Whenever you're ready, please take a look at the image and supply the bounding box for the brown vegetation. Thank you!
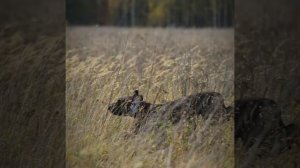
[66,27,234,168]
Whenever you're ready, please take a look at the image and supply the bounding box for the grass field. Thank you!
[66,27,234,168]
[0,23,65,167]
[1,23,298,168]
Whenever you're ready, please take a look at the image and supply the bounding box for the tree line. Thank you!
[67,0,234,27]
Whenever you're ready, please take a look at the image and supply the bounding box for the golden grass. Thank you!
[0,23,65,167]
[66,27,234,168]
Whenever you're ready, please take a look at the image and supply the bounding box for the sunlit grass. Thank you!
[66,27,234,168]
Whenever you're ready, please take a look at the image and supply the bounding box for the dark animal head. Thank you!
[108,96,133,116]
[108,90,148,117]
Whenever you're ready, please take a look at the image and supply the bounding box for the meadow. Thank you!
[0,23,65,167]
[1,23,298,168]
[66,27,234,168]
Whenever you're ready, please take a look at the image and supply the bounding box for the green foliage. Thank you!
[67,0,98,24]
[66,0,234,27]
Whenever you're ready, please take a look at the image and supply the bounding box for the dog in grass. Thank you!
[108,90,230,132]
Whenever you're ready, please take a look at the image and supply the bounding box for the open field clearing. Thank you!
[66,27,234,168]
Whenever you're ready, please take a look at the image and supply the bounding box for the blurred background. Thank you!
[66,0,234,27]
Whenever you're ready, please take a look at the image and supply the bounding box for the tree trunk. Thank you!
[131,0,136,26]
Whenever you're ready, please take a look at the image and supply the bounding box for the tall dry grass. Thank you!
[0,23,65,167]
[66,27,234,168]
[235,26,300,167]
